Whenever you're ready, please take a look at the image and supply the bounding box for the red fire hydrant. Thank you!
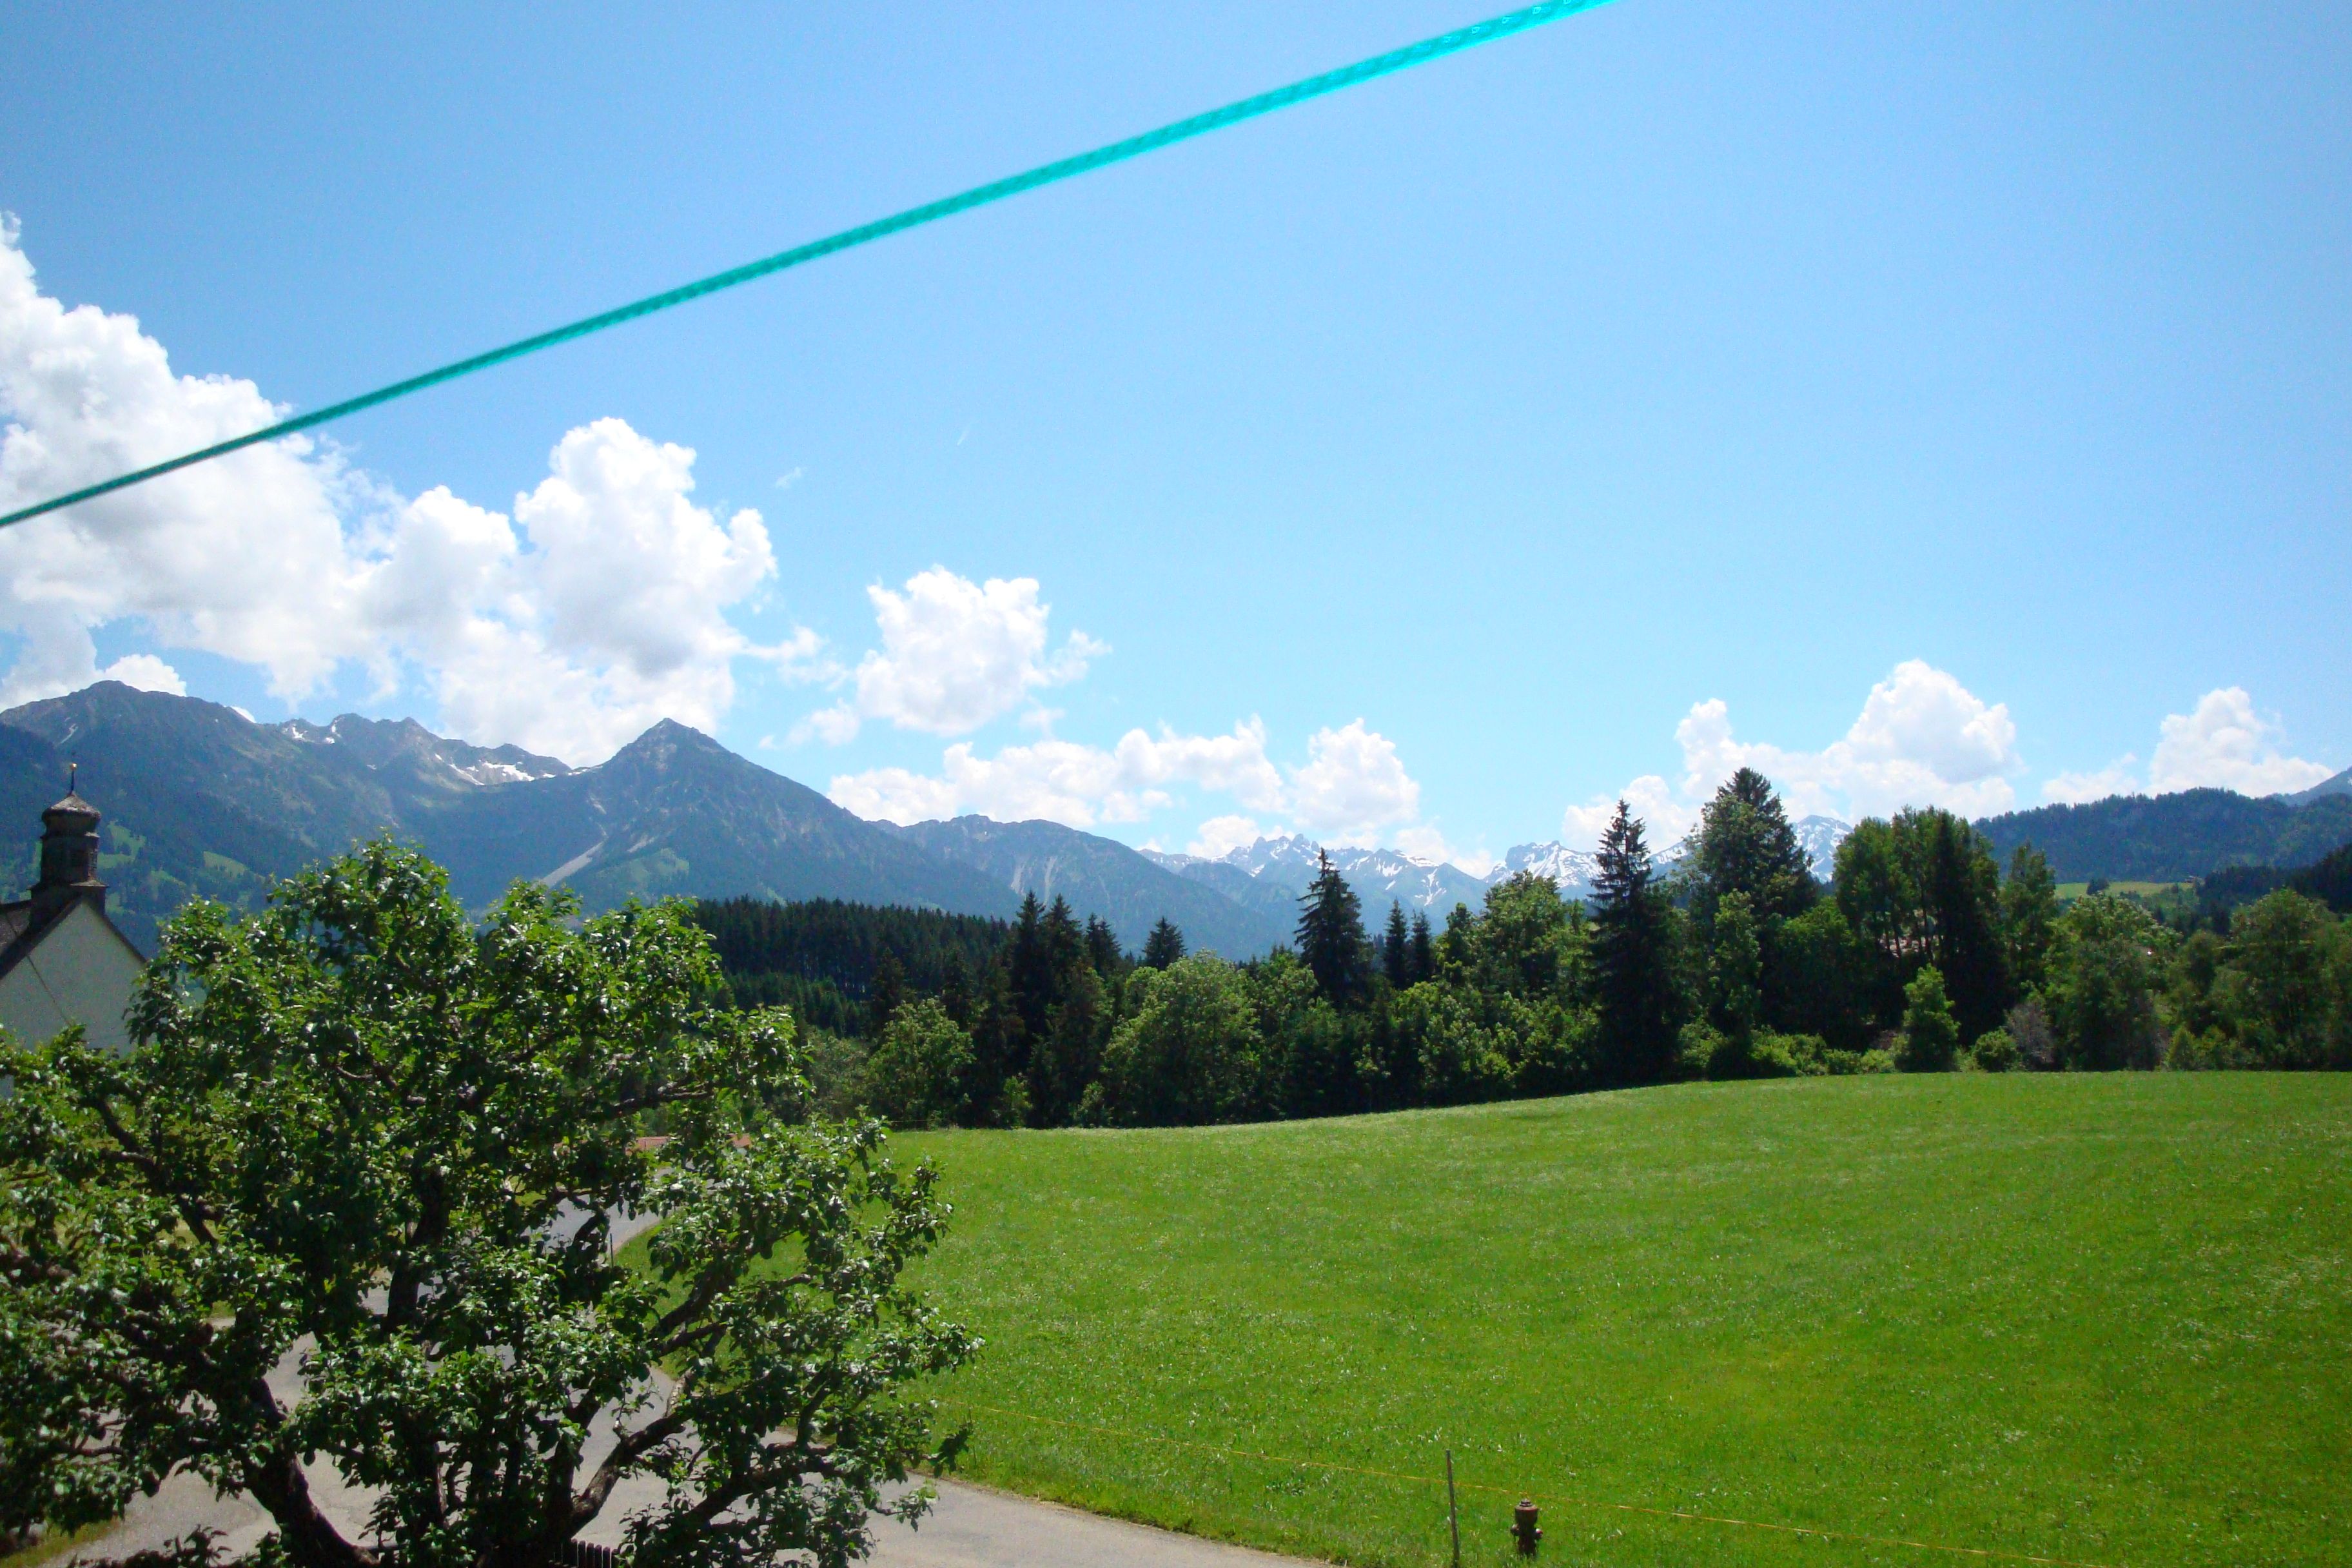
[1513,1497,1542,1556]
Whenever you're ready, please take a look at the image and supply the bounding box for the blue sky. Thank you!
[3,1,2346,866]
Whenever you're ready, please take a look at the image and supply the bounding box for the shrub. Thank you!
[1897,965,1962,1072]
[1750,1030,1832,1077]
[2005,997,2058,1070]
[1969,1027,2021,1073]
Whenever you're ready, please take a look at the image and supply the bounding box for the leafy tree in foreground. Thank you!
[0,842,975,1568]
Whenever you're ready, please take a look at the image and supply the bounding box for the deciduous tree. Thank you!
[0,842,975,1568]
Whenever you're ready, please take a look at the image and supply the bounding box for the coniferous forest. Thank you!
[702,769,2352,1130]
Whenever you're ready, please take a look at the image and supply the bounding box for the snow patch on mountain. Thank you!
[1792,815,1852,882]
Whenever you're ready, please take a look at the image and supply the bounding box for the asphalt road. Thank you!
[64,1204,1317,1567]
[83,1473,1313,1568]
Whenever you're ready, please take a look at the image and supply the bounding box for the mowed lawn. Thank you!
[883,1075,2352,1568]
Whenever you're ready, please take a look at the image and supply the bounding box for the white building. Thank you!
[0,775,146,1054]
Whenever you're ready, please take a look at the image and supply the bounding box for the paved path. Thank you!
[864,1481,1313,1567]
[66,1206,1319,1566]
[84,1475,1315,1568]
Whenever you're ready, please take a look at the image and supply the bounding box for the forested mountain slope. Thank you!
[890,816,1291,956]
[1975,789,2352,881]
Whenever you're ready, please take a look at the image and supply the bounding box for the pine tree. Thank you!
[1382,901,1411,990]
[1297,850,1372,1007]
[1591,801,1685,1085]
[1084,914,1125,977]
[1897,963,1962,1072]
[1141,917,1188,969]
[865,950,906,1039]
[1409,910,1435,985]
[1694,767,1819,923]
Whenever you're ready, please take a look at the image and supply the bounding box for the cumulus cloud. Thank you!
[828,718,1281,829]
[827,713,1458,863]
[1188,814,1266,859]
[808,568,1103,742]
[1288,720,1421,844]
[2043,688,2332,802]
[1560,661,2024,848]
[1394,823,1496,877]
[1560,774,1693,851]
[0,221,817,761]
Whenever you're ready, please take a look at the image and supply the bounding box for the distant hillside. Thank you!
[2281,765,2352,807]
[693,897,1012,1036]
[0,683,1018,946]
[1976,788,2352,882]
[890,816,1291,957]
[0,682,1295,959]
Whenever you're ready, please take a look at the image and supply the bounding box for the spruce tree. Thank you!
[1383,900,1411,990]
[1084,914,1125,976]
[1694,767,1819,923]
[1591,801,1685,1085]
[1297,849,1373,1006]
[1142,917,1188,969]
[1409,910,1435,985]
[865,950,906,1039]
[1897,963,1962,1071]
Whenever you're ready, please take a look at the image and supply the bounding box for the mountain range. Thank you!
[3,682,2344,958]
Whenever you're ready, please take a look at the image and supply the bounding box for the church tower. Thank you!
[31,766,106,922]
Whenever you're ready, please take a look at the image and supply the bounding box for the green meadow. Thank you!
[878,1075,2351,1567]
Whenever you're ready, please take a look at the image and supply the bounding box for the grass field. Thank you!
[2053,880,2187,900]
[874,1076,2351,1568]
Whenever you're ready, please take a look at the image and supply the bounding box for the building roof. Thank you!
[0,895,145,983]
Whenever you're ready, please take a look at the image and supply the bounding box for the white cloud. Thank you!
[2149,688,2331,796]
[2042,760,2142,806]
[1287,720,1420,844]
[1560,661,2023,848]
[1394,823,1496,877]
[813,567,1104,742]
[1,217,373,698]
[0,221,818,761]
[97,652,185,696]
[1188,814,1265,859]
[828,718,1277,830]
[828,714,1461,862]
[2043,688,2333,802]
[1560,774,1692,851]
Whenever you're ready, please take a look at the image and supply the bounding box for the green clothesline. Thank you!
[0,0,1620,533]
